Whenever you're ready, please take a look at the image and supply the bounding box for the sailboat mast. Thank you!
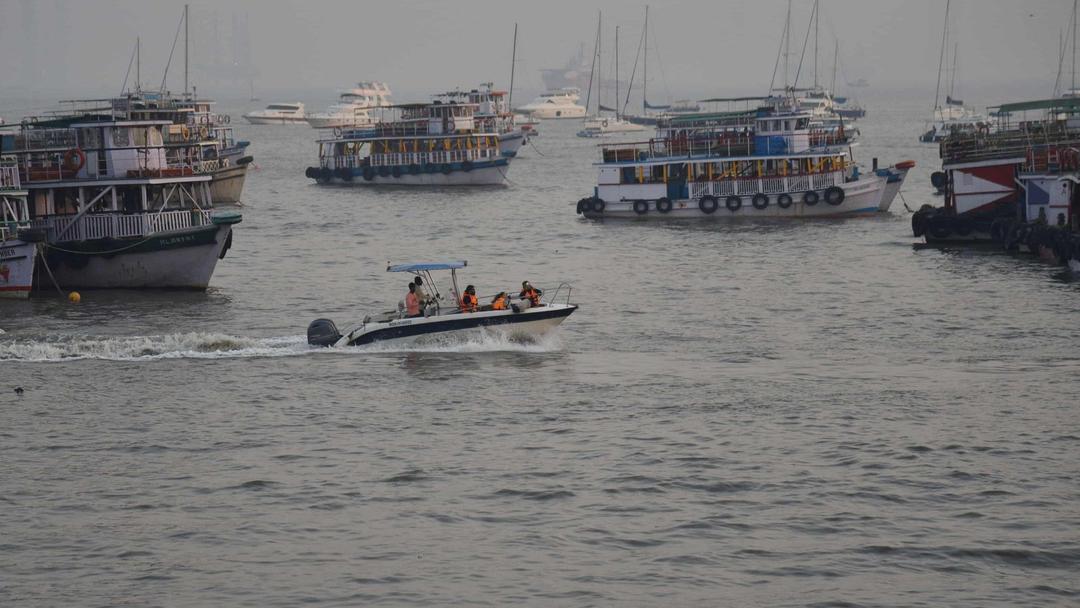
[598,12,602,116]
[136,36,141,93]
[643,5,648,115]
[814,0,819,89]
[508,23,518,109]
[785,0,791,89]
[831,39,838,94]
[1073,0,1078,91]
[933,0,950,112]
[615,26,620,119]
[949,43,958,100]
[183,4,189,96]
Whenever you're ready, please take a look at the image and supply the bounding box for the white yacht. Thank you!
[515,88,586,119]
[306,82,393,129]
[577,116,645,138]
[243,102,307,125]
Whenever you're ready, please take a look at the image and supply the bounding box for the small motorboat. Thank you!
[307,261,577,347]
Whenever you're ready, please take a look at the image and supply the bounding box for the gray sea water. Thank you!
[2,92,1079,607]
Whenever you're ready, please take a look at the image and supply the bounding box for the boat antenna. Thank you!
[160,8,186,93]
[932,0,950,113]
[508,23,518,109]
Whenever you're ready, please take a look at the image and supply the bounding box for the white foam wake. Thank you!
[0,328,564,362]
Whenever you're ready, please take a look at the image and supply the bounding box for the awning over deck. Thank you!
[387,261,467,272]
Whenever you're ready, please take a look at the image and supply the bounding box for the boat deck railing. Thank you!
[940,123,1080,165]
[688,171,843,198]
[29,209,212,242]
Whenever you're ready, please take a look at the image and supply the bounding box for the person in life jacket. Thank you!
[405,282,420,316]
[519,281,542,307]
[491,291,508,310]
[460,285,478,312]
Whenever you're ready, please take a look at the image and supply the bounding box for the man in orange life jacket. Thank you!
[405,282,420,316]
[519,281,542,307]
[460,285,478,312]
[491,291,508,310]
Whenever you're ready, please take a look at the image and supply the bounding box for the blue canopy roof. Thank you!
[386,261,467,272]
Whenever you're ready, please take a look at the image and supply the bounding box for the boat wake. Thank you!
[0,329,563,362]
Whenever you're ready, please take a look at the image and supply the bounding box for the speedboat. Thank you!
[515,88,586,119]
[243,102,307,124]
[307,261,577,347]
[577,115,646,138]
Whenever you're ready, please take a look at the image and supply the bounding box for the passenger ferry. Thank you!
[576,101,913,219]
[305,99,511,186]
[0,157,35,298]
[243,102,307,125]
[1,117,241,290]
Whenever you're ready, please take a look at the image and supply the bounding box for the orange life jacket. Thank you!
[461,293,478,312]
[492,293,508,310]
[521,287,541,306]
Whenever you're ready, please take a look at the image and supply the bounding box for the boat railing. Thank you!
[330,147,499,169]
[941,126,1080,167]
[29,209,212,242]
[688,171,841,199]
[545,282,573,306]
[602,135,756,163]
[13,150,201,183]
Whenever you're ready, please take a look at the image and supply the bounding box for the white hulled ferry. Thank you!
[306,82,393,129]
[305,99,511,186]
[576,99,913,219]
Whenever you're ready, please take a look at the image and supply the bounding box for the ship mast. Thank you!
[184,4,189,96]
[615,25,619,119]
[933,0,950,113]
[508,23,518,109]
[643,5,648,115]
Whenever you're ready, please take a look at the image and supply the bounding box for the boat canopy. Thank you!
[989,97,1080,115]
[387,261,467,272]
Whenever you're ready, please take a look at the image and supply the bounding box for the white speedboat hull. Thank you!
[243,115,308,125]
[313,303,576,347]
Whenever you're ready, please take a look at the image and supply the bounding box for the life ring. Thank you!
[591,197,605,213]
[751,193,769,210]
[222,158,230,168]
[824,186,845,205]
[576,198,592,214]
[462,160,474,172]
[633,200,649,215]
[199,115,210,125]
[318,167,333,183]
[602,119,609,128]
[776,193,793,209]
[63,148,86,173]
[655,197,673,213]
[333,127,343,138]
[930,171,947,189]
[198,126,209,139]
[305,167,318,179]
[912,211,930,237]
[725,195,742,212]
[224,114,231,124]
[699,195,719,214]
[180,125,191,139]
[803,190,820,206]
[362,166,375,181]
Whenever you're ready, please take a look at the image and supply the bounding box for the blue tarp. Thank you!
[387,261,467,272]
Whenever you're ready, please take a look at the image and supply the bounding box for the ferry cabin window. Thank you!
[621,166,636,183]
[797,118,810,129]
[112,128,129,148]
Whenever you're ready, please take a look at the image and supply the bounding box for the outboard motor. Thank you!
[307,318,342,347]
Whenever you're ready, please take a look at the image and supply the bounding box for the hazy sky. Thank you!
[0,0,1073,102]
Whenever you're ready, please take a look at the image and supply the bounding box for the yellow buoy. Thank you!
[68,291,81,303]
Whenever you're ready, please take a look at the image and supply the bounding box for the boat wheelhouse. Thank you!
[0,157,36,298]
[305,100,511,186]
[438,83,528,158]
[577,103,912,219]
[1,118,241,290]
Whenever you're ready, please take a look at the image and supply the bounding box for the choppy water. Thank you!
[2,92,1080,607]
